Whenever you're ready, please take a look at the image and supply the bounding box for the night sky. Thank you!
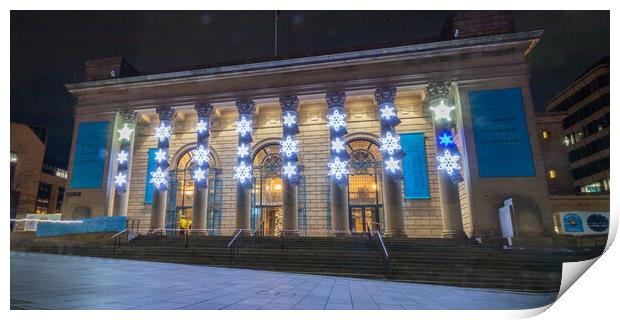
[10,11,610,165]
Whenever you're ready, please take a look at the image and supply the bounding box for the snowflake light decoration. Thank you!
[193,167,206,182]
[154,123,172,142]
[437,149,461,175]
[331,137,346,153]
[154,149,167,163]
[235,116,253,136]
[282,112,296,127]
[150,167,168,189]
[379,104,396,120]
[282,161,297,179]
[429,100,455,122]
[196,119,208,134]
[327,109,346,131]
[328,157,349,180]
[233,161,252,184]
[237,143,250,158]
[117,150,128,164]
[280,136,299,158]
[384,156,401,173]
[118,123,134,141]
[380,132,401,155]
[438,132,454,147]
[193,145,210,166]
[114,172,127,186]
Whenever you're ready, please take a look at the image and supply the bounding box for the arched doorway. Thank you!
[251,144,284,236]
[346,139,384,234]
[165,147,222,234]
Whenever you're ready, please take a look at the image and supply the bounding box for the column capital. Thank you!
[279,95,299,112]
[427,82,452,102]
[156,106,176,121]
[194,102,214,118]
[119,109,137,123]
[374,86,397,105]
[236,99,255,115]
[326,91,346,108]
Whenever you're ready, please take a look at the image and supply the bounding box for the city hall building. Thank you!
[61,21,606,240]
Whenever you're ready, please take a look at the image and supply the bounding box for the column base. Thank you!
[384,229,408,238]
[442,230,468,239]
[281,230,300,237]
[331,230,351,238]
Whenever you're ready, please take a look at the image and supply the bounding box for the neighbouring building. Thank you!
[61,13,609,241]
[542,58,610,194]
[10,123,68,222]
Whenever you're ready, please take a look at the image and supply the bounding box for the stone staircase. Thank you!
[11,233,603,293]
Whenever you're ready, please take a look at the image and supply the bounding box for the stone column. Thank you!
[326,91,350,236]
[427,82,466,239]
[112,110,137,217]
[149,106,175,230]
[279,96,300,237]
[233,99,255,234]
[375,86,406,238]
[191,103,214,234]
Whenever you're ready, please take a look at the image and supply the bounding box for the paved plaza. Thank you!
[10,251,557,310]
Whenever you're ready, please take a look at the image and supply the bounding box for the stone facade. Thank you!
[62,30,586,239]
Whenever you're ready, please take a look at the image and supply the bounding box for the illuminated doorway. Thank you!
[346,139,384,234]
[165,147,222,234]
[251,144,284,236]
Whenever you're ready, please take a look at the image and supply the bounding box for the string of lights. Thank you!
[280,96,301,184]
[150,107,175,191]
[234,100,255,188]
[375,86,404,178]
[193,103,213,188]
[326,91,349,184]
[428,83,463,184]
[114,112,135,193]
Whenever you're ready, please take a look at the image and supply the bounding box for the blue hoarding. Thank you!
[36,216,127,237]
[469,88,535,177]
[144,148,157,204]
[401,132,430,199]
[70,121,109,189]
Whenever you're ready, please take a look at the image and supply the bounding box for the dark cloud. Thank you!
[10,11,609,163]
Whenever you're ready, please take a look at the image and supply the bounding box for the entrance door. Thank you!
[350,206,379,233]
[261,207,283,236]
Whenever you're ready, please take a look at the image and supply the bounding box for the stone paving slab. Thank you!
[10,251,558,310]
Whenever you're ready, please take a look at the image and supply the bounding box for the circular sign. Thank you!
[587,214,609,232]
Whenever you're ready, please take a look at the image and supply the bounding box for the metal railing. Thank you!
[111,219,141,255]
[366,221,389,273]
[228,229,246,265]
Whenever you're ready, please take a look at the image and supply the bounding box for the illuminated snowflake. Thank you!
[384,156,401,173]
[114,172,127,186]
[438,132,454,147]
[196,119,208,134]
[282,112,296,127]
[327,109,346,131]
[380,132,401,155]
[237,143,250,158]
[118,123,134,141]
[193,167,206,182]
[331,137,346,154]
[282,161,297,179]
[430,100,455,122]
[328,157,349,180]
[379,104,396,120]
[235,116,253,136]
[149,167,168,189]
[154,149,167,163]
[233,161,252,184]
[154,123,172,142]
[117,150,128,164]
[193,145,210,166]
[437,149,461,175]
[280,136,299,158]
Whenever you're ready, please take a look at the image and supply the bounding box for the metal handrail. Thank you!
[111,228,129,255]
[228,229,243,248]
[366,222,389,272]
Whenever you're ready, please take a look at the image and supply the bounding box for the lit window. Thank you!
[10,152,17,163]
[548,170,557,179]
[541,130,550,139]
[563,136,571,146]
[581,182,602,193]
[55,169,68,179]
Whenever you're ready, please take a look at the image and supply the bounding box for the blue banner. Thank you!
[400,132,430,199]
[469,88,535,177]
[144,148,157,204]
[36,216,127,237]
[70,121,109,189]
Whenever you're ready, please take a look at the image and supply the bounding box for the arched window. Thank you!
[251,143,284,235]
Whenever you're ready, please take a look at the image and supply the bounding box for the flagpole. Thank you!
[274,11,278,57]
